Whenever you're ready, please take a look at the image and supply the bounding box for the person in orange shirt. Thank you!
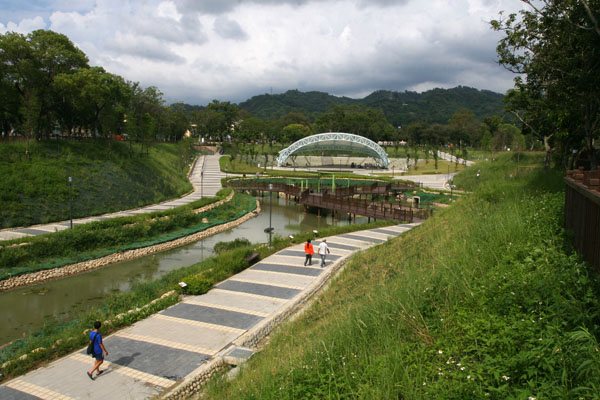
[304,239,314,266]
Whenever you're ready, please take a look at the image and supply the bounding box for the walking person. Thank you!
[304,239,314,266]
[87,321,108,380]
[317,239,331,267]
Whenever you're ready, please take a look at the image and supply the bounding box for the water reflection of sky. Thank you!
[0,196,368,345]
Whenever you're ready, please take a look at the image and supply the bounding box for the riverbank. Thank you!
[0,190,260,292]
[0,187,260,282]
[0,223,413,398]
[0,219,395,383]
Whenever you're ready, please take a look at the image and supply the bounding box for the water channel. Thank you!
[0,195,368,345]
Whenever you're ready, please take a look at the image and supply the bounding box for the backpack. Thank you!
[87,332,98,355]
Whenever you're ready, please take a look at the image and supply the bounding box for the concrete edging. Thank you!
[0,192,259,292]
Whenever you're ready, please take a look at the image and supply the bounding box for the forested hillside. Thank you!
[238,86,505,125]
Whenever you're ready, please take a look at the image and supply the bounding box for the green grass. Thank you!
[407,160,468,174]
[0,219,395,382]
[203,155,600,399]
[220,155,262,174]
[0,188,246,279]
[0,140,195,228]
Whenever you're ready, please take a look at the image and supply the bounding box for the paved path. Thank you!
[437,151,475,166]
[0,155,225,242]
[394,173,456,191]
[0,223,420,400]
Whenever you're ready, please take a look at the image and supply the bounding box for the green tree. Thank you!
[190,109,226,142]
[165,105,189,142]
[448,109,478,146]
[492,0,600,168]
[282,112,311,127]
[0,30,88,154]
[282,124,311,143]
[237,116,265,143]
[53,67,129,138]
[206,100,239,141]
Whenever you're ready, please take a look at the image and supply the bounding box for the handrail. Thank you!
[227,179,432,222]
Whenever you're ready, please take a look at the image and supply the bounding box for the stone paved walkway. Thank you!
[0,155,225,242]
[0,223,420,400]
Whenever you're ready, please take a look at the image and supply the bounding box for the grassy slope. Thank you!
[0,140,193,228]
[205,153,600,399]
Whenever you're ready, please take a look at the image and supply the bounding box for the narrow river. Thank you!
[0,196,368,345]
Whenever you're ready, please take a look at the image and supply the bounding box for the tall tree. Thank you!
[492,0,600,168]
[205,100,239,141]
[0,30,88,141]
[53,67,129,138]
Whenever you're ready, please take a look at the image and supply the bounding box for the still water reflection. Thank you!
[0,195,367,344]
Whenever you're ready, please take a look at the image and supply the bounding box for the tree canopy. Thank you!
[0,30,190,147]
[492,0,600,168]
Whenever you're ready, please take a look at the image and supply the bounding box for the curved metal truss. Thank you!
[276,132,389,168]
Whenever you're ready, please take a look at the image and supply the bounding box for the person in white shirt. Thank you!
[317,239,331,267]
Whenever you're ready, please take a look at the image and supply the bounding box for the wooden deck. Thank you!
[228,180,431,222]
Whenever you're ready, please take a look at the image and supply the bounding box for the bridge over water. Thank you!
[228,179,432,222]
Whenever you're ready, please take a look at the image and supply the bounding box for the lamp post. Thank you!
[200,170,204,198]
[68,176,73,229]
[264,183,274,247]
[269,183,273,247]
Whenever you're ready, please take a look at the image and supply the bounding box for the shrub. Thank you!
[214,238,252,254]
[181,274,213,295]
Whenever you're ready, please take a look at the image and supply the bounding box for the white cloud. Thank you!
[2,0,527,105]
[0,16,46,34]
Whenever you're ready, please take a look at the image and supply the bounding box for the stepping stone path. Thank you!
[0,155,225,242]
[0,223,420,399]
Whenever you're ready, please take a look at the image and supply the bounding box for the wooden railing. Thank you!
[565,167,600,271]
[227,179,432,222]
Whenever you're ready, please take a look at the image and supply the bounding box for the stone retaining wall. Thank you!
[163,358,227,400]
[0,193,259,292]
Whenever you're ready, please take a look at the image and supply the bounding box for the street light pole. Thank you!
[200,171,203,198]
[68,176,73,229]
[269,183,273,247]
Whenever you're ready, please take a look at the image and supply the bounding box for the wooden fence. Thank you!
[564,167,600,271]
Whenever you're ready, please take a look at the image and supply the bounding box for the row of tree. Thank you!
[0,30,190,153]
[188,101,526,154]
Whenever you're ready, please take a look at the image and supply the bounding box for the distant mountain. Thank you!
[239,86,505,125]
[171,102,205,114]
[238,89,356,121]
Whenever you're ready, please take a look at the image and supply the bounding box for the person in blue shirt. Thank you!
[87,321,108,380]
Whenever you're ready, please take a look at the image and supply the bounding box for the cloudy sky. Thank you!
[0,0,527,105]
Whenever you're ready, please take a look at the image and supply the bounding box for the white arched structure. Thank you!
[276,132,389,168]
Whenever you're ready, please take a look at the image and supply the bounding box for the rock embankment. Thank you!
[0,194,260,292]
